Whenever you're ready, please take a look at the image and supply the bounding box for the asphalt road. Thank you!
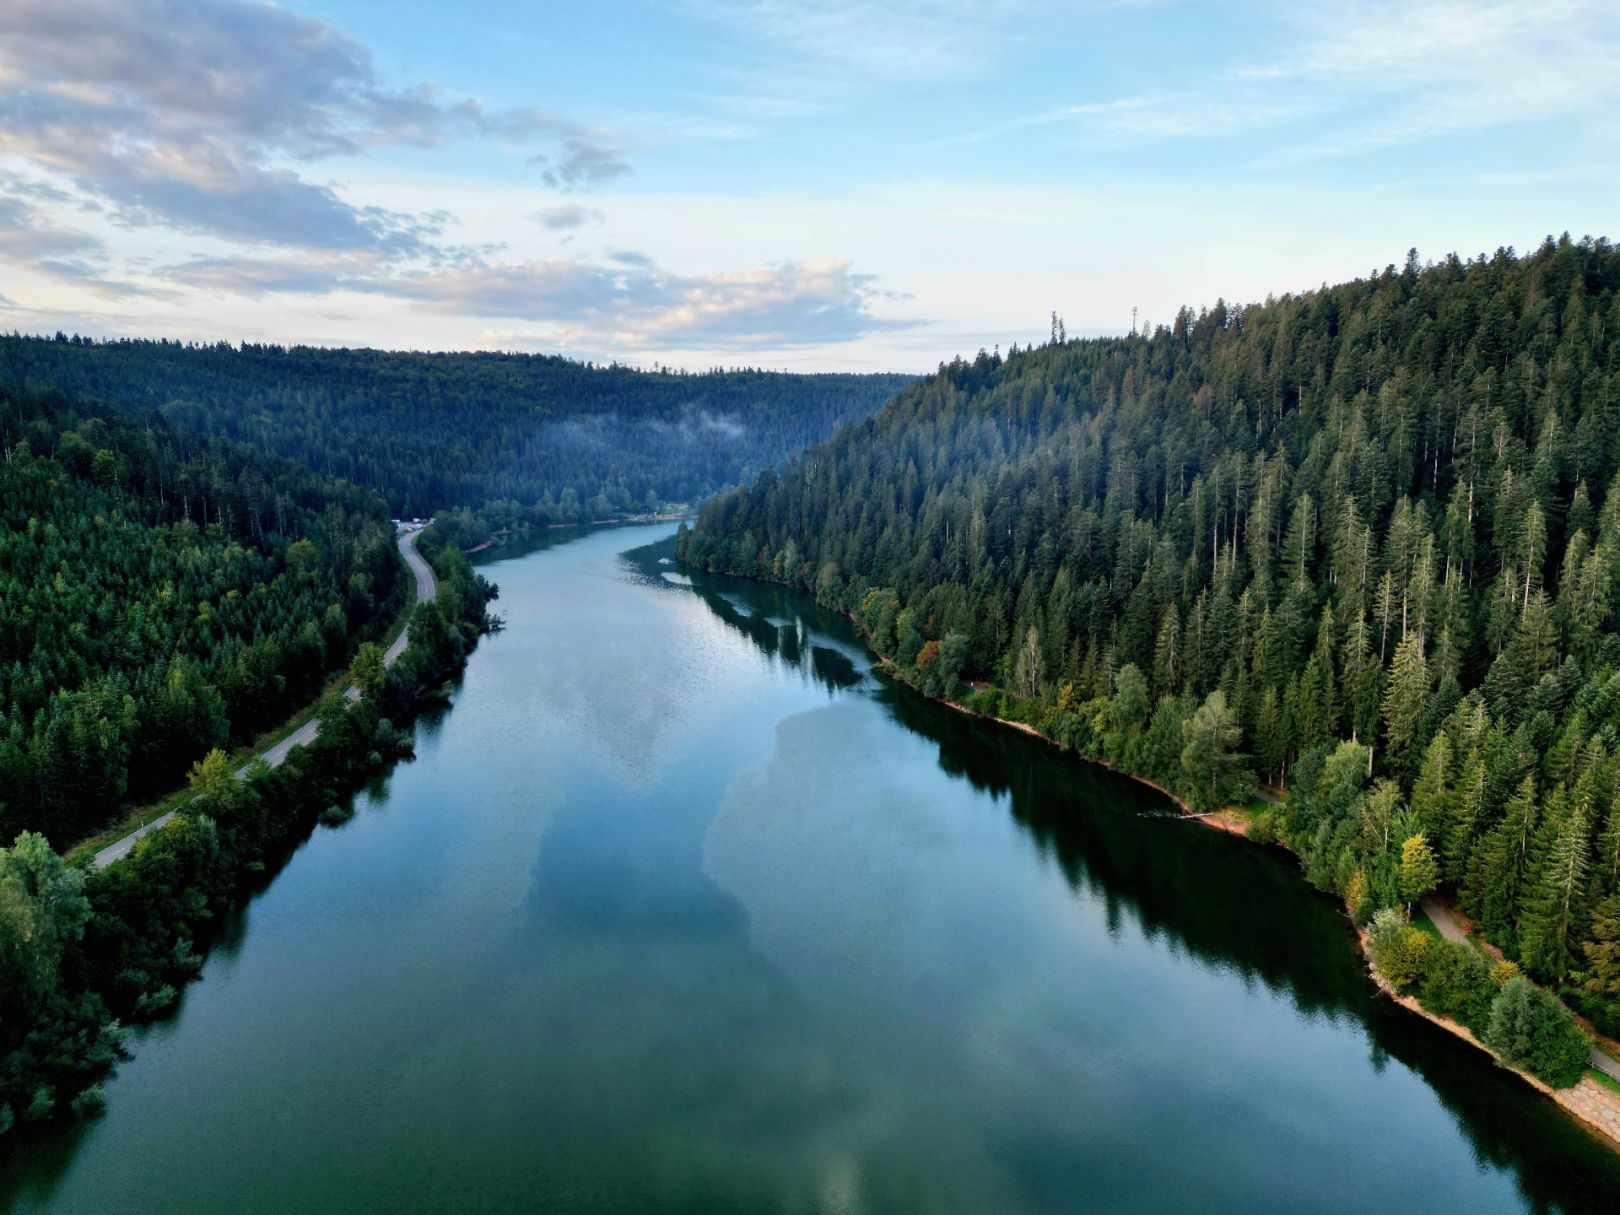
[91,530,436,869]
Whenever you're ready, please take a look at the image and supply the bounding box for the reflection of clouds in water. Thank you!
[514,536,736,787]
[492,762,1009,1209]
[702,700,1043,1206]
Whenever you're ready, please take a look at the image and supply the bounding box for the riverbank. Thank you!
[0,534,496,1139]
[928,684,1620,1151]
[696,560,1620,1155]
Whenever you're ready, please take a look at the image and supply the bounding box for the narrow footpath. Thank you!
[91,530,438,869]
[1420,893,1620,1084]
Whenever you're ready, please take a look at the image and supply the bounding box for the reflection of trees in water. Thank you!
[683,560,1620,1215]
[624,537,864,696]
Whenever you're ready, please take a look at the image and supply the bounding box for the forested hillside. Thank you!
[682,236,1620,1047]
[0,336,911,519]
[0,384,401,846]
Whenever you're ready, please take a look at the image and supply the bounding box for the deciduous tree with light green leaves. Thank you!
[1180,690,1252,813]
[1398,833,1441,907]
[348,641,387,702]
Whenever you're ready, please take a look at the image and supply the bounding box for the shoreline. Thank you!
[925,671,1620,1149]
[699,561,1620,1153]
[924,669,1620,1149]
[463,512,697,555]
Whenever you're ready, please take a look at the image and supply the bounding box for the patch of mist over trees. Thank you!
[682,235,1620,1060]
[0,336,912,520]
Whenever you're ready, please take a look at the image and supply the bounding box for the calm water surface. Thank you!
[6,524,1619,1213]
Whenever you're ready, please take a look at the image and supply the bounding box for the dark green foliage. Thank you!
[1415,938,1497,1035]
[1485,977,1591,1089]
[0,385,401,845]
[681,235,1620,988]
[0,335,910,520]
[0,536,494,1133]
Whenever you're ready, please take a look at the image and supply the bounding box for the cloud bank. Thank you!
[164,251,919,350]
[0,0,626,253]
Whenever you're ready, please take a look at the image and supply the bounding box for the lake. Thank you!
[5,523,1618,1213]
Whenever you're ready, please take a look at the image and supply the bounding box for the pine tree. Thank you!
[1252,686,1286,785]
[1442,746,1486,885]
[1468,775,1540,939]
[1381,632,1430,777]
[1520,810,1591,981]
[1152,603,1182,698]
[1295,605,1339,750]
[1410,733,1453,841]
[1486,976,1539,1065]
[1341,610,1383,748]
[1583,896,1620,998]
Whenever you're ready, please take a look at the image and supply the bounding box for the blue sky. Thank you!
[1,1,1616,371]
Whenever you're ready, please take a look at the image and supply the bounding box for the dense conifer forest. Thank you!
[0,498,496,1135]
[681,236,1620,1053]
[0,336,911,519]
[0,385,402,847]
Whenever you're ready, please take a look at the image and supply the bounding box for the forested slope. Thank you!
[0,336,911,519]
[0,384,401,845]
[682,236,1620,1048]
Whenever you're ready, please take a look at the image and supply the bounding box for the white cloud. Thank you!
[954,0,1620,156]
[0,194,153,295]
[1275,0,1620,153]
[0,0,627,255]
[152,246,921,352]
[534,204,606,231]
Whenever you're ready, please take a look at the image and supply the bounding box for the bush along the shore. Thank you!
[0,539,496,1137]
[1366,908,1590,1086]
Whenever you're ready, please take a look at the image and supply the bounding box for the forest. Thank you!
[0,328,905,1137]
[681,235,1620,1065]
[0,384,403,847]
[0,522,497,1135]
[0,381,503,1132]
[0,336,911,520]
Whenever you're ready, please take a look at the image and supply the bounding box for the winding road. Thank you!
[91,530,437,869]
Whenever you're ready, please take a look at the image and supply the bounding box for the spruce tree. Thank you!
[1583,896,1620,998]
[1520,810,1591,981]
[1381,632,1430,778]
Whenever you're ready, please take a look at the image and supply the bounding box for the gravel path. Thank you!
[1421,894,1620,1082]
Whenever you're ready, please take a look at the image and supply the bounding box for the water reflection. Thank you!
[654,537,1620,1215]
[6,526,1617,1215]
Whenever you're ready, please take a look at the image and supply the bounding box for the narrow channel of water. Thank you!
[5,523,1617,1213]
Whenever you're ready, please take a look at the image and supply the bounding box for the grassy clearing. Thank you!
[1410,907,1445,939]
[1586,1066,1620,1096]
